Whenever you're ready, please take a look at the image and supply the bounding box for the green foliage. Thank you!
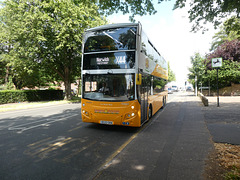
[0,90,64,104]
[189,51,240,91]
[0,58,7,85]
[224,16,240,36]
[206,60,240,89]
[190,21,240,90]
[93,0,158,22]
[153,79,166,90]
[168,61,176,82]
[174,0,240,32]
[0,0,107,99]
[188,53,206,88]
[210,16,240,51]
[224,166,240,180]
[4,0,232,33]
[86,0,240,31]
[5,76,15,90]
[208,39,240,65]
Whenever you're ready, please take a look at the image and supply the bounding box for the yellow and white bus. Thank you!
[81,23,168,127]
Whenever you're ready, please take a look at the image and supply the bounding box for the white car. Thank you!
[172,86,178,92]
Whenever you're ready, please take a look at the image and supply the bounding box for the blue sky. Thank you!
[108,1,217,87]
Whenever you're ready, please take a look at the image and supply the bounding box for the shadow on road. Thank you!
[0,105,143,180]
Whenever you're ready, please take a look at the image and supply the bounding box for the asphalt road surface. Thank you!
[0,103,140,180]
[0,92,211,180]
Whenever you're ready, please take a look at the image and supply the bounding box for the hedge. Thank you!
[0,90,64,104]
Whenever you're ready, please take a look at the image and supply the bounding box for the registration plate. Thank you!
[100,121,113,125]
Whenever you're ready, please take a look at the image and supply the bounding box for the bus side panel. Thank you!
[148,95,163,116]
[81,99,142,127]
[148,91,168,116]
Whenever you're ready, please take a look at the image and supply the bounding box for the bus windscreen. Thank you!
[84,27,137,53]
[83,74,135,102]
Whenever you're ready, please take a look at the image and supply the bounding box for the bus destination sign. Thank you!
[94,56,126,66]
[96,57,109,65]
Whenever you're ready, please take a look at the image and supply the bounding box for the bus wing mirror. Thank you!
[136,74,142,85]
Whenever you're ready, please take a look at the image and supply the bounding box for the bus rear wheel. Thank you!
[148,106,152,120]
[162,97,166,109]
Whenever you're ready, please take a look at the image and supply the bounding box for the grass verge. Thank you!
[0,97,81,112]
[205,143,240,180]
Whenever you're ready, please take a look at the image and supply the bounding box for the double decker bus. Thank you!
[81,23,168,127]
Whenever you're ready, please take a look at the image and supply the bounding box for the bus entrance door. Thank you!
[140,75,148,124]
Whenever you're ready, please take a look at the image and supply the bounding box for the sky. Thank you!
[107,0,217,87]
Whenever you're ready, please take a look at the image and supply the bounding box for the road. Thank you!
[0,103,140,180]
[0,92,211,180]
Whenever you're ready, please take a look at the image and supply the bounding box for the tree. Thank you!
[91,0,158,22]
[210,27,240,52]
[168,61,176,82]
[82,0,240,32]
[210,16,240,51]
[0,56,7,86]
[224,16,240,36]
[208,39,240,64]
[0,14,12,87]
[0,0,107,99]
[189,40,240,91]
[206,39,240,88]
[173,0,240,32]
[188,53,206,89]
[206,60,240,89]
[0,47,7,86]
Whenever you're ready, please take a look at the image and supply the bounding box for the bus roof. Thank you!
[85,23,139,32]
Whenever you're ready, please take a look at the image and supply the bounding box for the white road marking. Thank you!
[8,114,78,133]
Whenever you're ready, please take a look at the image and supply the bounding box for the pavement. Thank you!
[0,100,70,112]
[202,96,240,145]
[94,93,240,179]
[95,94,211,179]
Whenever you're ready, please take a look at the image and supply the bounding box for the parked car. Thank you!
[186,87,193,92]
[172,85,178,92]
[168,87,173,94]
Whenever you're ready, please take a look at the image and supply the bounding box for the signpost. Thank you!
[212,57,222,107]
[212,57,222,68]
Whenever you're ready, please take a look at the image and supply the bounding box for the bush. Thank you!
[0,90,64,104]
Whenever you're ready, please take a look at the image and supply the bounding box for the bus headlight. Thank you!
[125,112,136,119]
[131,106,134,109]
[82,110,89,116]
[125,113,131,119]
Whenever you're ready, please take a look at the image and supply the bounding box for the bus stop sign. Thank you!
[211,57,222,107]
[212,57,222,68]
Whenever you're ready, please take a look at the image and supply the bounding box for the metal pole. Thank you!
[195,75,197,96]
[209,80,210,96]
[201,82,202,93]
[217,68,219,107]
